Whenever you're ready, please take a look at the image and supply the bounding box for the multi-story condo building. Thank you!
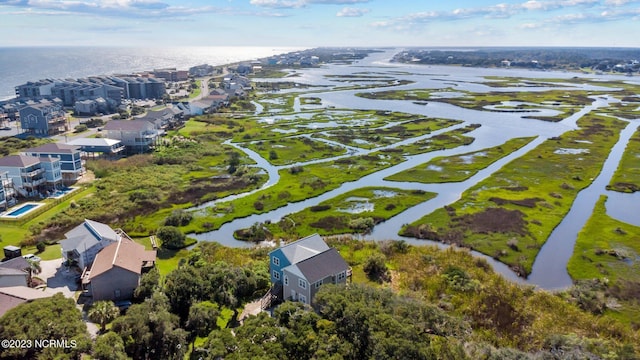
[15,76,166,108]
[51,79,124,107]
[14,80,55,99]
[22,143,84,184]
[117,77,166,99]
[19,100,68,136]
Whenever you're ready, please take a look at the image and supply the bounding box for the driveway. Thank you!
[39,258,80,298]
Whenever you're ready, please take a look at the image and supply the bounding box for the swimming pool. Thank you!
[2,203,43,218]
[50,187,78,199]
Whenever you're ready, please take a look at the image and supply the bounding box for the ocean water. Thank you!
[0,46,306,101]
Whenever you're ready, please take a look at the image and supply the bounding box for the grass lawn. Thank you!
[386,137,535,183]
[0,186,95,246]
[401,114,627,275]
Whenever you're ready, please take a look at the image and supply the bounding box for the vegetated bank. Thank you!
[401,114,627,277]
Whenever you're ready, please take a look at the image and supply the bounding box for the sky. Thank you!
[0,0,638,47]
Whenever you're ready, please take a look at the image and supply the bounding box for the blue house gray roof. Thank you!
[283,248,349,284]
[278,233,330,264]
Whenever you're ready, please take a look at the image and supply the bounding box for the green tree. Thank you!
[111,292,188,360]
[133,268,160,302]
[89,300,121,333]
[186,301,220,348]
[156,226,186,249]
[93,331,129,360]
[0,293,91,359]
[25,258,41,287]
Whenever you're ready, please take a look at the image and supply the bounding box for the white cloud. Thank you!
[336,7,368,17]
[604,0,639,5]
[249,0,305,9]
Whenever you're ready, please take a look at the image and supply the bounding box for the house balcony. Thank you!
[23,178,45,187]
[22,168,44,177]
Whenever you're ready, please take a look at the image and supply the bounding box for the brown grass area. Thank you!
[489,197,543,208]
[452,207,529,236]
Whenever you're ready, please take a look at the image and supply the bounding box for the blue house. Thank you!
[19,100,68,136]
[264,234,350,307]
[22,143,84,184]
[269,233,329,285]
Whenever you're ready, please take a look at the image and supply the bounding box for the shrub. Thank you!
[74,124,88,133]
[363,253,389,282]
[289,166,304,174]
[310,205,331,212]
[164,209,193,227]
[348,217,375,233]
[253,201,264,211]
[35,242,46,253]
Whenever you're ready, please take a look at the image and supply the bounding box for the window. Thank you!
[337,271,346,281]
[273,270,280,280]
[114,289,121,299]
[299,294,307,304]
[284,276,289,286]
[272,256,280,266]
[299,279,307,289]
[315,279,323,288]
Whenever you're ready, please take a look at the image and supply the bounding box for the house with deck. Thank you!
[60,219,123,270]
[265,234,350,307]
[66,138,125,158]
[103,119,158,153]
[84,238,156,301]
[22,143,84,185]
[19,100,68,136]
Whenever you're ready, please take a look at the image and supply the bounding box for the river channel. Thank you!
[191,49,639,290]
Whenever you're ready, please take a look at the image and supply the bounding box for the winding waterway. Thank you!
[191,48,639,290]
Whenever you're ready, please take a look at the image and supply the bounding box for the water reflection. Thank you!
[189,48,638,290]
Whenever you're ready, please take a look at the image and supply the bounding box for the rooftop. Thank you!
[24,143,81,154]
[0,155,41,168]
[88,238,156,279]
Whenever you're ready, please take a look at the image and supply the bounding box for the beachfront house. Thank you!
[66,138,125,158]
[84,238,156,301]
[0,155,45,198]
[103,119,159,153]
[60,219,123,270]
[134,106,183,132]
[19,100,68,136]
[22,143,83,185]
[266,234,350,306]
[0,154,63,198]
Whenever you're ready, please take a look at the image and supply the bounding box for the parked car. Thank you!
[23,254,41,262]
